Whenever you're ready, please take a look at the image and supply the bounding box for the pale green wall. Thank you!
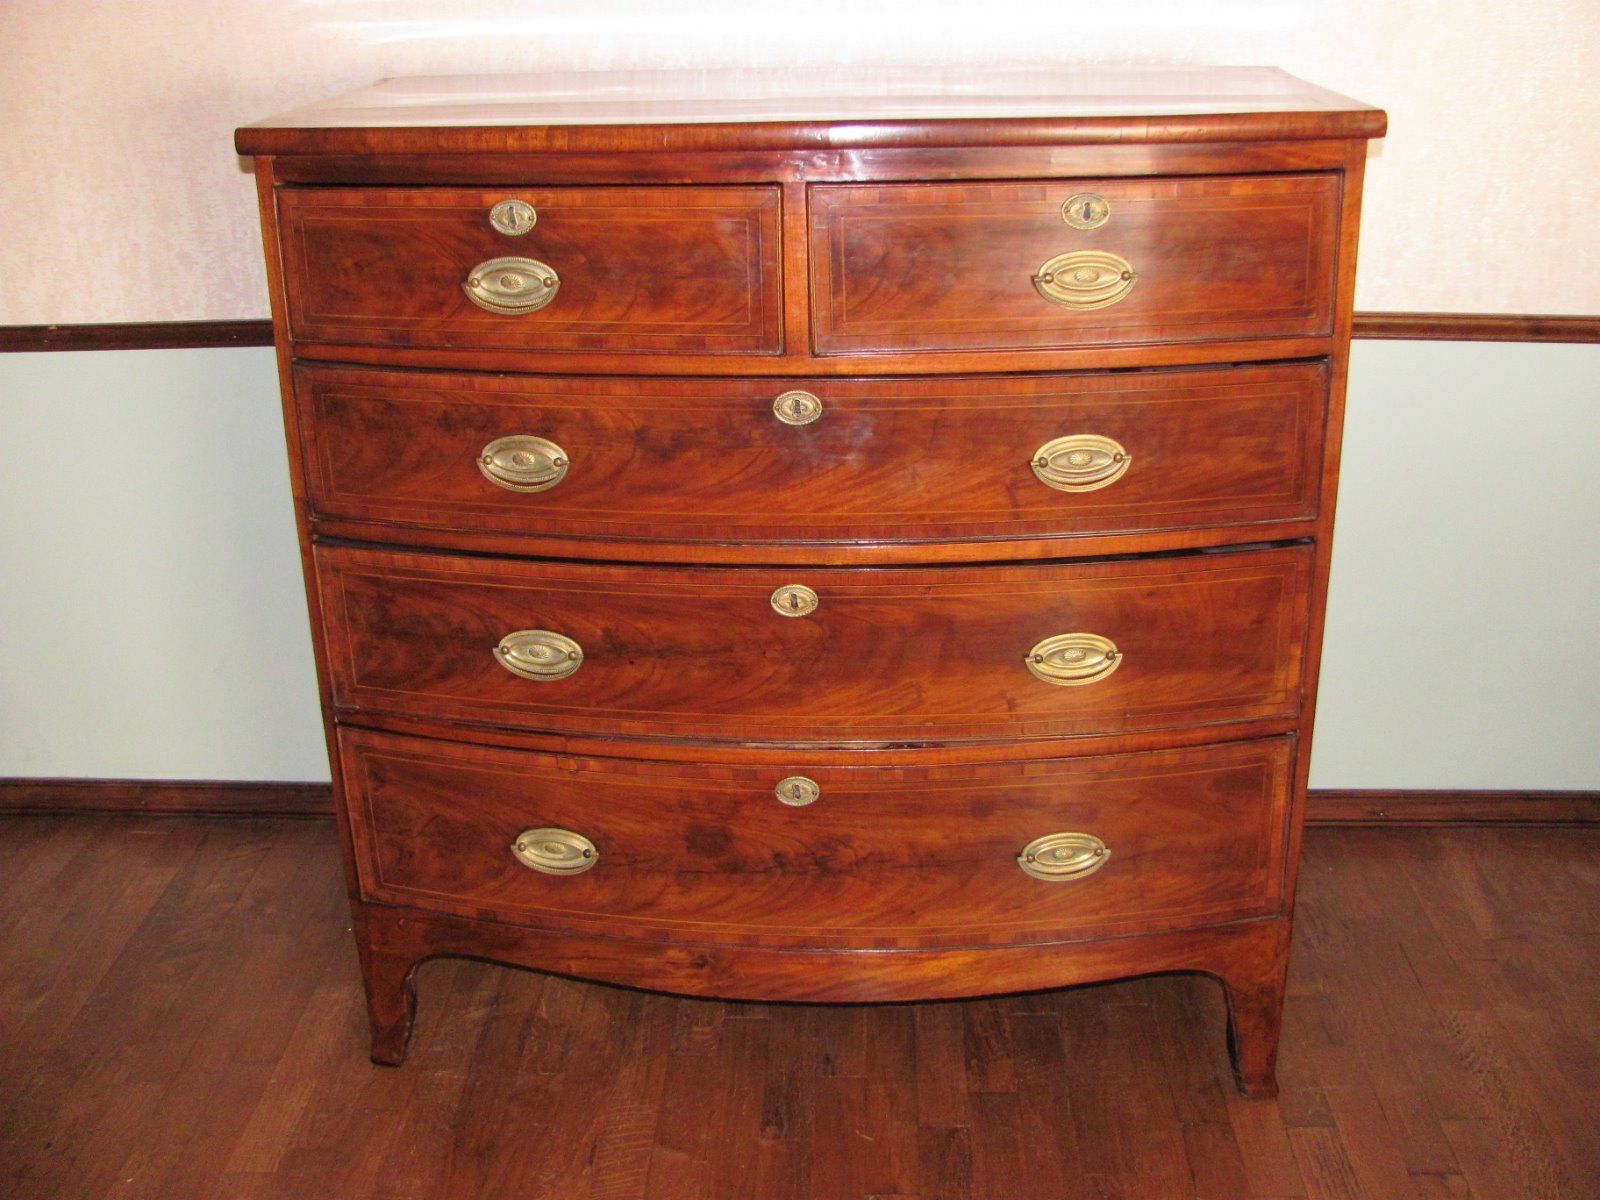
[1315,340,1600,788]
[1,342,1596,787]
[0,349,325,779]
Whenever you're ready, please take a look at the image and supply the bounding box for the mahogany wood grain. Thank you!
[316,543,1311,744]
[234,66,1385,157]
[267,138,1361,187]
[339,727,1294,951]
[288,331,1340,380]
[277,185,783,355]
[296,361,1327,552]
[810,175,1339,355]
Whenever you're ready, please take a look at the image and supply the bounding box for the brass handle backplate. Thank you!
[1018,832,1109,881]
[1026,632,1121,686]
[771,584,819,618]
[495,629,584,681]
[479,434,569,492]
[1032,434,1131,492]
[465,256,560,314]
[773,390,823,426]
[775,776,821,807]
[1033,250,1137,310]
[512,827,597,875]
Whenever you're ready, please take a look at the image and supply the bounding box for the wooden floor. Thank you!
[1,817,1596,1200]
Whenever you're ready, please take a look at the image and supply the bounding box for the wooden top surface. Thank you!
[236,66,1385,156]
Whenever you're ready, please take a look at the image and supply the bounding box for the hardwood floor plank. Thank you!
[1,817,1596,1200]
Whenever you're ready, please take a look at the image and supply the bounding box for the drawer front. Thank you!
[277,186,783,354]
[810,175,1339,355]
[297,361,1326,546]
[339,728,1293,948]
[317,544,1310,742]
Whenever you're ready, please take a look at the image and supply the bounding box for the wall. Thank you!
[2,0,1599,320]
[1,2,1597,788]
[2,340,1596,788]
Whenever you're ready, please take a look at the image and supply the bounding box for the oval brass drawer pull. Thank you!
[464,256,560,314]
[1026,632,1121,686]
[1033,250,1137,310]
[1018,832,1109,881]
[775,776,820,807]
[771,584,818,617]
[495,629,584,681]
[478,434,569,492]
[773,390,823,426]
[512,827,598,875]
[1032,434,1130,492]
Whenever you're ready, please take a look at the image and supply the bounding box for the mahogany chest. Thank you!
[237,67,1385,1097]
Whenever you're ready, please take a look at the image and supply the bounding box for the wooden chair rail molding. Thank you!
[1,778,1596,826]
[1,313,1599,351]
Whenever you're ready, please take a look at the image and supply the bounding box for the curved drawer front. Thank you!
[317,544,1310,742]
[297,361,1326,547]
[339,728,1293,949]
[810,174,1339,355]
[277,186,783,354]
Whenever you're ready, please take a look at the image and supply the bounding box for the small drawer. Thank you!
[809,174,1340,355]
[295,361,1326,549]
[339,728,1293,948]
[276,186,783,354]
[316,543,1310,743]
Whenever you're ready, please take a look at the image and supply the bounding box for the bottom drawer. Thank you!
[340,730,1294,950]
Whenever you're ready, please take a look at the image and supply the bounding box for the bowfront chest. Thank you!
[238,67,1384,1097]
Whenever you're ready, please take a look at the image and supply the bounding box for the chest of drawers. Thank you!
[238,67,1384,1098]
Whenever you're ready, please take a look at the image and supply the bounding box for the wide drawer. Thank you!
[810,175,1339,355]
[296,361,1326,547]
[339,728,1293,948]
[317,543,1310,742]
[276,186,783,354]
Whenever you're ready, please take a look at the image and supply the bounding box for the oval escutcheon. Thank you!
[1017,832,1110,881]
[511,827,598,875]
[1033,250,1137,310]
[464,256,560,314]
[478,434,570,492]
[494,629,584,681]
[773,390,823,426]
[1032,434,1130,492]
[775,776,821,807]
[1025,632,1121,686]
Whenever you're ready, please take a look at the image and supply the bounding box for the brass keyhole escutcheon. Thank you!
[770,584,819,618]
[489,199,537,236]
[775,776,821,807]
[773,390,823,426]
[1061,193,1110,230]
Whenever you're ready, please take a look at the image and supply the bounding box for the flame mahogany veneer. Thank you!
[238,67,1385,1098]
